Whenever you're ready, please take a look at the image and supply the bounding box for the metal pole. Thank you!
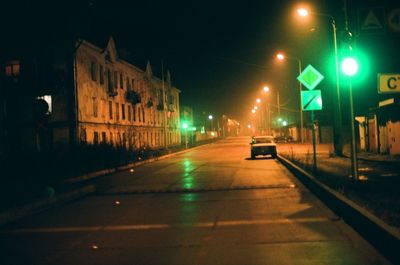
[311,110,317,172]
[332,19,343,156]
[298,59,304,143]
[349,78,358,180]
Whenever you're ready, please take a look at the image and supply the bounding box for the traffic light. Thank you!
[181,122,188,129]
[341,57,359,76]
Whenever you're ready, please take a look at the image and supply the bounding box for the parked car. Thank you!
[274,135,293,143]
[250,136,277,159]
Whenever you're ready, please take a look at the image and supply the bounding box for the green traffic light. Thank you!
[182,122,188,129]
[341,57,358,77]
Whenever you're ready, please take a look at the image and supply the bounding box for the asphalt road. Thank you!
[0,137,391,265]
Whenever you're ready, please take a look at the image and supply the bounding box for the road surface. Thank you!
[0,137,390,264]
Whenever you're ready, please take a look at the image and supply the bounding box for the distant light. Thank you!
[256,98,261,103]
[130,168,134,173]
[254,106,258,110]
[276,53,285,60]
[247,124,251,128]
[297,8,308,17]
[182,122,188,129]
[208,115,213,120]
[278,118,282,122]
[251,109,256,114]
[211,132,215,136]
[282,121,288,126]
[115,200,120,205]
[92,245,98,250]
[263,86,270,93]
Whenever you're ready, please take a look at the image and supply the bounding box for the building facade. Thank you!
[0,37,181,154]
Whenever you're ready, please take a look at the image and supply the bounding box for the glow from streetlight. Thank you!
[276,53,285,60]
[247,124,251,128]
[254,106,258,110]
[263,86,270,93]
[256,98,261,103]
[297,8,309,17]
[282,121,288,126]
[251,109,256,114]
[208,115,213,120]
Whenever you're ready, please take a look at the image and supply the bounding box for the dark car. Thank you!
[274,135,293,143]
[250,136,277,159]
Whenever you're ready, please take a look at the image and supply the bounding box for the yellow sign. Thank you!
[378,73,400,93]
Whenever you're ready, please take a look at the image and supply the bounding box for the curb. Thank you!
[0,185,95,226]
[277,154,400,265]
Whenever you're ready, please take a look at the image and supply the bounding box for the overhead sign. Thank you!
[301,90,322,111]
[378,73,400,93]
[358,7,385,34]
[297,65,324,90]
[388,9,400,32]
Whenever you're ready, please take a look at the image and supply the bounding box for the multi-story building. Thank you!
[0,37,181,153]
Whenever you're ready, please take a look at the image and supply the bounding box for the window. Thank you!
[114,71,118,89]
[107,69,113,92]
[91,62,97,81]
[128,105,132,121]
[131,78,135,90]
[133,106,136,122]
[115,103,119,120]
[126,76,131,90]
[138,107,141,122]
[121,104,125,120]
[110,132,114,145]
[109,101,113,119]
[93,97,98,117]
[99,64,104,84]
[101,132,107,144]
[36,95,52,114]
[93,131,99,145]
[5,60,20,77]
[142,108,145,123]
[120,73,124,89]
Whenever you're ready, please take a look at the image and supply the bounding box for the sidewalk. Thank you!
[278,143,400,229]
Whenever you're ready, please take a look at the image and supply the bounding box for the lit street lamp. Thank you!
[276,52,304,143]
[297,7,343,155]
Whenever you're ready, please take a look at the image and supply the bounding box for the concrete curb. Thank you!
[277,154,400,265]
[0,185,95,226]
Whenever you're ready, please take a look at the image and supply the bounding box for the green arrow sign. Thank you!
[297,65,324,90]
[301,90,323,111]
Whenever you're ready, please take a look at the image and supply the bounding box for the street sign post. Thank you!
[297,65,325,172]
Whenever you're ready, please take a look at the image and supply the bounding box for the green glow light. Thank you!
[341,57,358,76]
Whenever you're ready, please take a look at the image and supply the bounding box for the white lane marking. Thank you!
[0,217,329,234]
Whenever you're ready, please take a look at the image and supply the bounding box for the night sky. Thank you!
[2,0,399,124]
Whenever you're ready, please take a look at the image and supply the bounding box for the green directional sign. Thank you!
[301,90,323,111]
[297,65,324,90]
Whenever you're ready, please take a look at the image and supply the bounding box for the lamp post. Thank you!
[276,53,304,143]
[263,85,280,136]
[297,8,343,155]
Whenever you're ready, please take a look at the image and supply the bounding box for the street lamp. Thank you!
[297,7,343,156]
[276,52,304,143]
[262,85,280,136]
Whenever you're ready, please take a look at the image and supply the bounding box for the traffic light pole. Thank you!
[348,79,358,180]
